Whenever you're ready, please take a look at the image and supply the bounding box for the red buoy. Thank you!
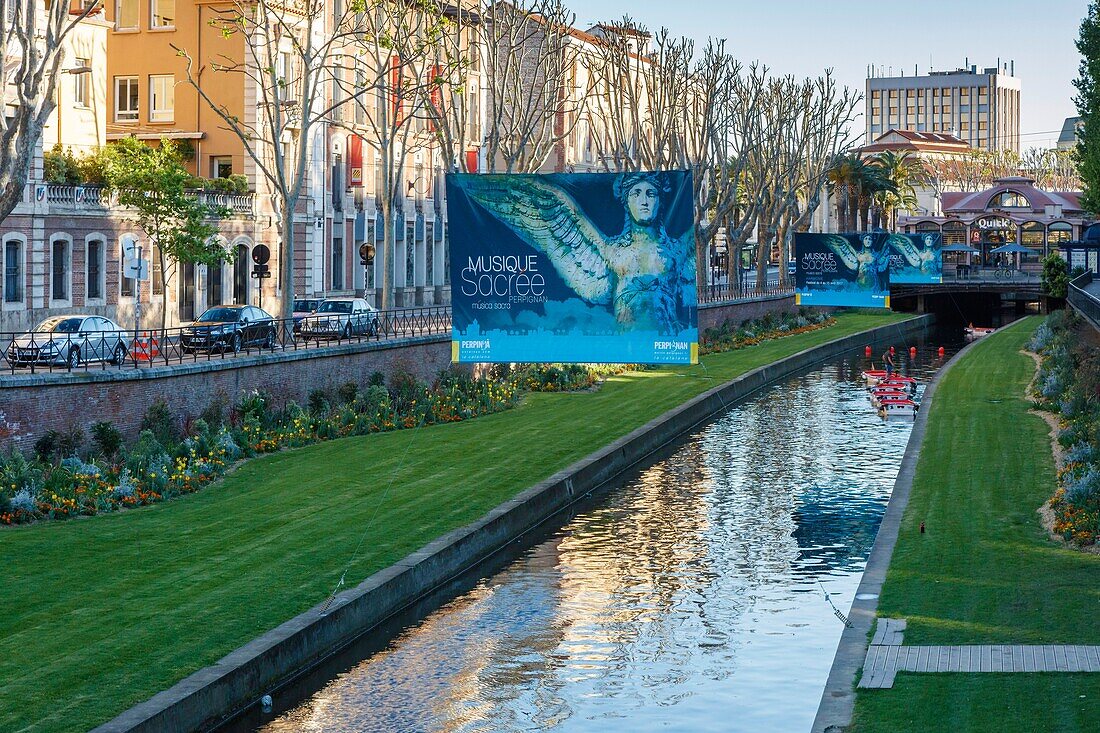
[865,346,872,357]
[938,346,945,356]
[909,346,917,357]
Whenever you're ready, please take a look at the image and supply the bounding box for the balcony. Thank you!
[35,184,255,217]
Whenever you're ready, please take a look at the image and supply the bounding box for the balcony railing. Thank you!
[38,184,255,217]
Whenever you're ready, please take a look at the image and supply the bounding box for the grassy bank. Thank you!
[0,312,908,732]
[852,317,1100,733]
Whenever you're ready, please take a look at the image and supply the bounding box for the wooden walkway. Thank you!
[859,619,1100,689]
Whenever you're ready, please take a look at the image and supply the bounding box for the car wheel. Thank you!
[342,324,351,339]
[110,343,128,365]
[370,318,380,337]
[231,333,243,354]
[67,347,82,369]
[264,328,275,349]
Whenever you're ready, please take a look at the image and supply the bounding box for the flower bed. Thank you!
[1,310,834,526]
[1029,309,1100,546]
[701,308,835,353]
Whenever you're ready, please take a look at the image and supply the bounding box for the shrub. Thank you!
[10,489,37,514]
[141,399,179,447]
[0,448,43,496]
[33,426,85,462]
[91,421,123,460]
[307,389,331,415]
[43,145,80,185]
[337,382,359,405]
[200,392,229,428]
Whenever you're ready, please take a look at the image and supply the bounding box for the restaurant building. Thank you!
[897,176,1085,272]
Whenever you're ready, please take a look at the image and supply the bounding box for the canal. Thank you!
[226,328,965,733]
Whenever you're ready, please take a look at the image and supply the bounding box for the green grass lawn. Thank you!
[0,312,910,733]
[851,317,1100,733]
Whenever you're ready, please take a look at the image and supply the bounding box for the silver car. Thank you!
[7,316,129,368]
[298,297,379,339]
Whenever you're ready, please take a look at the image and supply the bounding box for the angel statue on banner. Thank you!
[450,172,696,335]
[886,232,941,276]
[818,233,890,292]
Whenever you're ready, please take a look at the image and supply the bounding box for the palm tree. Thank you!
[870,150,923,230]
[826,153,865,232]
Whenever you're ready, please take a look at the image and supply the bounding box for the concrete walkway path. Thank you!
[859,618,1100,689]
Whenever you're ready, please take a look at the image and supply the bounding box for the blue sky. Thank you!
[572,0,1086,149]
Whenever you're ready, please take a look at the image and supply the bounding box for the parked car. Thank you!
[180,305,276,353]
[292,298,323,333]
[6,316,129,368]
[298,297,379,339]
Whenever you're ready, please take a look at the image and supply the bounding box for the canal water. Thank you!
[229,328,965,733]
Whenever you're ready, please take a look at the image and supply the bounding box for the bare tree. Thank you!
[587,19,693,173]
[772,73,860,286]
[174,0,377,323]
[345,0,456,308]
[479,0,587,173]
[0,0,102,219]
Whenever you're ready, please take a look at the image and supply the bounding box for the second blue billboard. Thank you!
[795,233,891,308]
[886,232,943,284]
[447,171,698,364]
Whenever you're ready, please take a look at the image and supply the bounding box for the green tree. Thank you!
[870,150,922,230]
[1041,253,1070,298]
[106,138,233,328]
[1074,1,1100,213]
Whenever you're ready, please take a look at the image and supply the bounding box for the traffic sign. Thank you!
[359,242,375,265]
[251,244,271,265]
[124,259,149,281]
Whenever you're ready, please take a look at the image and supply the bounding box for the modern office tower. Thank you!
[866,62,1021,153]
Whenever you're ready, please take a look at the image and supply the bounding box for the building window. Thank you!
[871,90,880,100]
[114,76,138,122]
[87,239,104,300]
[1021,221,1044,247]
[989,191,1030,209]
[211,156,233,178]
[332,235,344,290]
[149,75,174,122]
[74,59,90,107]
[1049,223,1072,246]
[4,239,23,303]
[151,244,163,295]
[116,0,138,30]
[150,0,174,28]
[51,237,70,301]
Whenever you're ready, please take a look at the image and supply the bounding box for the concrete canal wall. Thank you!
[91,313,934,733]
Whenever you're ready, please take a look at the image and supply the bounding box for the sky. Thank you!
[570,0,1087,150]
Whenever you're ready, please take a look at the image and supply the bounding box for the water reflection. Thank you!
[250,341,958,733]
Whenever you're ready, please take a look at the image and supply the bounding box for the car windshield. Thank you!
[197,307,241,322]
[34,317,82,333]
[294,300,319,312]
[317,301,352,314]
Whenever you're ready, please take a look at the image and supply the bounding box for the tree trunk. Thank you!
[279,203,296,339]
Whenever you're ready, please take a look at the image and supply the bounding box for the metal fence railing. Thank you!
[699,273,793,304]
[1068,271,1100,328]
[1,305,452,376]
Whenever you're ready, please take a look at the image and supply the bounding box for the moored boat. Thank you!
[878,398,918,417]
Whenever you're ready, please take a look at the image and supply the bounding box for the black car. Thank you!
[181,305,276,353]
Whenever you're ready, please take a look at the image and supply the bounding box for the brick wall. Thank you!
[0,295,805,451]
[0,336,454,449]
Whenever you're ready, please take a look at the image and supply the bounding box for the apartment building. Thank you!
[866,63,1021,153]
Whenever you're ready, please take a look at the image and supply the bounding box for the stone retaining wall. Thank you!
[90,314,934,733]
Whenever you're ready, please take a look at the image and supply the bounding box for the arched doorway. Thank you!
[233,242,250,305]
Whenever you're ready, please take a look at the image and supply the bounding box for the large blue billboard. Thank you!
[794,233,891,308]
[887,232,942,284]
[447,171,698,364]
